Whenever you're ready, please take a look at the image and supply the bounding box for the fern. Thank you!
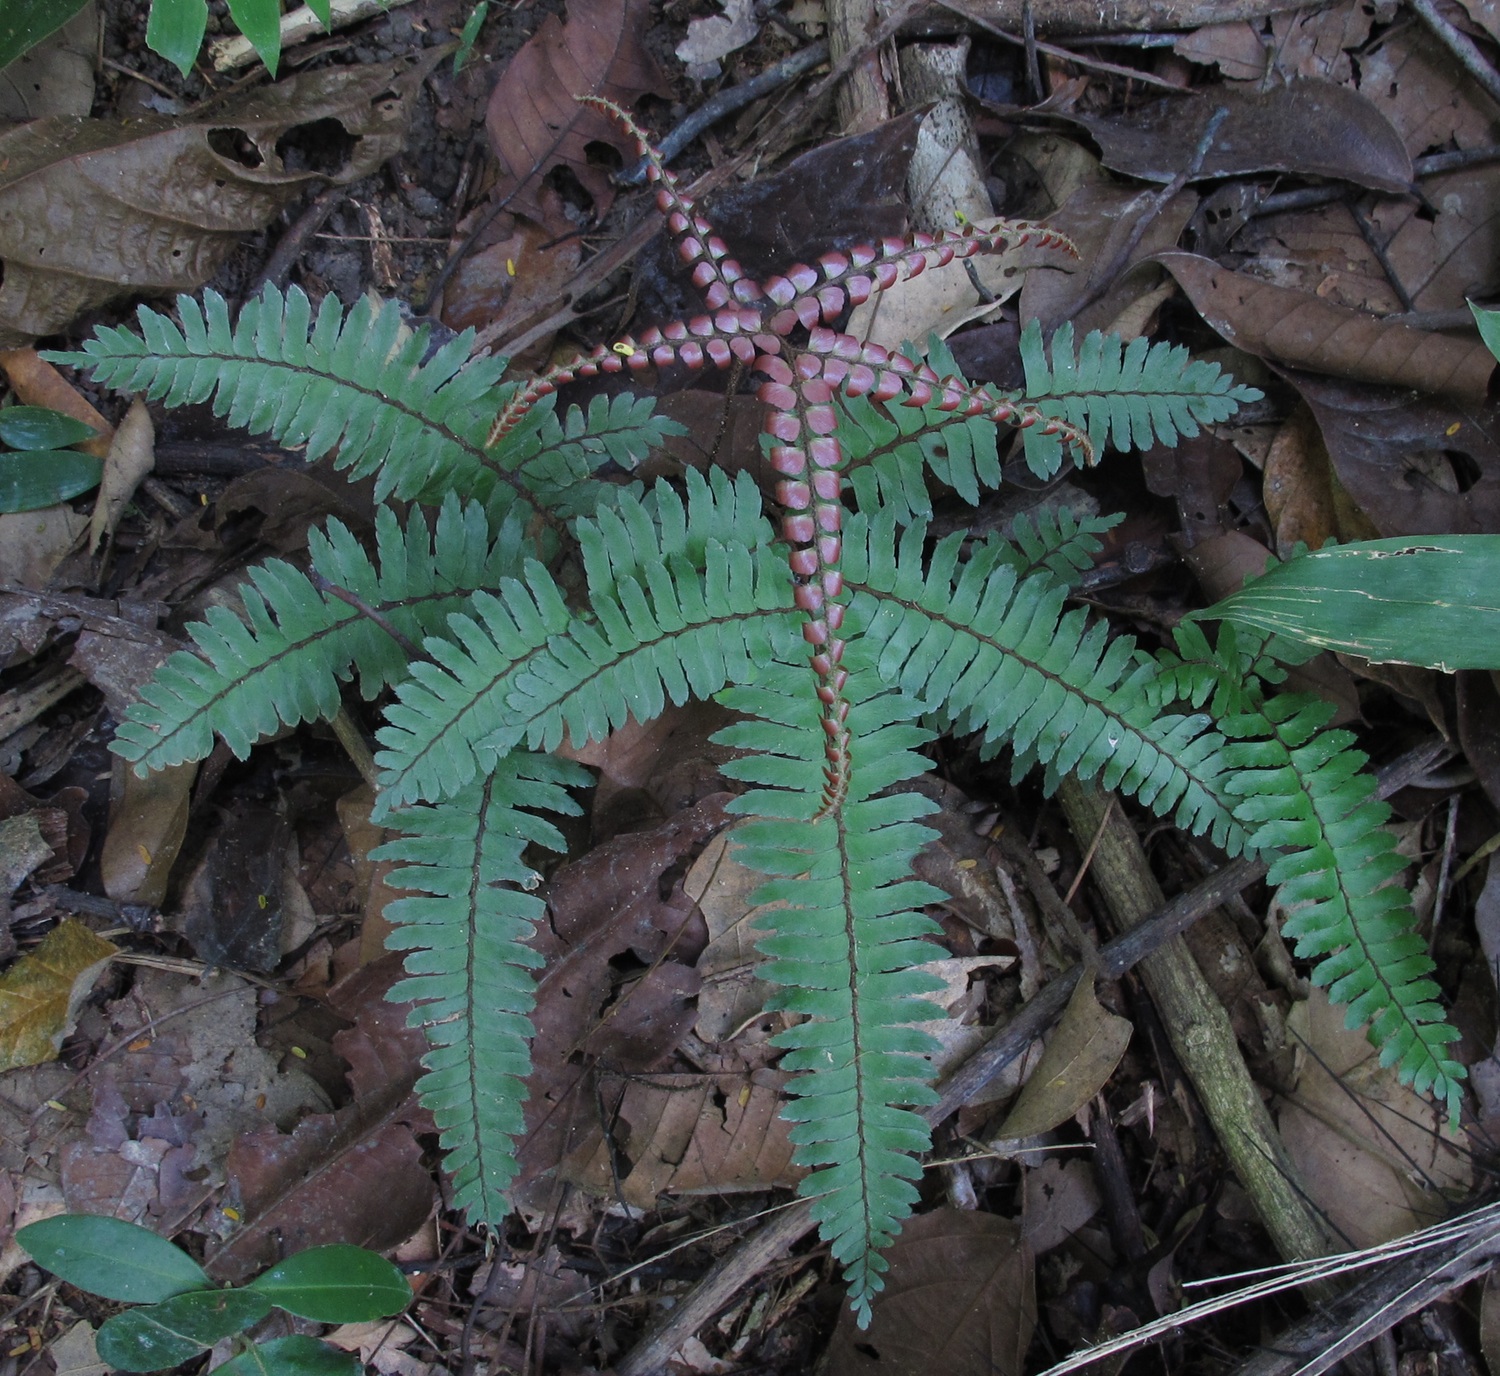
[78,171,1467,1326]
[1016,320,1261,478]
[375,752,591,1220]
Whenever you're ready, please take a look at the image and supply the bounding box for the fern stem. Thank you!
[330,706,379,789]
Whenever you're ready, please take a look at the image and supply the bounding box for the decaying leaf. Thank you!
[0,3,96,122]
[1155,252,1496,400]
[996,973,1131,1140]
[687,830,777,1042]
[825,1209,1034,1376]
[1050,80,1411,193]
[676,0,759,73]
[0,54,436,346]
[0,919,116,1071]
[557,1068,800,1206]
[89,397,153,555]
[1277,990,1470,1249]
[100,758,195,907]
[483,0,669,234]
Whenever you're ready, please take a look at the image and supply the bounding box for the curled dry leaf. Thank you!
[825,1209,1034,1376]
[687,830,776,1042]
[1154,252,1497,401]
[483,0,669,234]
[1051,80,1411,193]
[0,919,116,1072]
[89,397,153,555]
[0,54,436,346]
[100,759,195,907]
[995,973,1132,1140]
[675,0,759,72]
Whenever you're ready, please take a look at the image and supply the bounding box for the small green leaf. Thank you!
[0,0,89,69]
[1472,301,1500,363]
[145,0,207,75]
[1195,535,1500,671]
[224,0,281,74]
[214,1335,359,1376]
[305,0,331,24]
[0,450,103,512]
[96,1290,271,1372]
[453,1,487,73]
[0,406,100,451]
[248,1245,410,1322]
[16,1216,209,1303]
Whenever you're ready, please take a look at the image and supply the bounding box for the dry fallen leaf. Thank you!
[89,397,154,555]
[825,1209,1035,1376]
[0,920,116,1071]
[688,830,777,1041]
[1155,252,1497,400]
[484,0,669,234]
[996,973,1131,1140]
[100,758,195,907]
[1278,990,1471,1249]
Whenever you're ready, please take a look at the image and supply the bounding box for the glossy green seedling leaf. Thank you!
[0,405,99,451]
[96,1289,271,1371]
[248,1244,410,1322]
[16,1216,208,1303]
[0,449,102,512]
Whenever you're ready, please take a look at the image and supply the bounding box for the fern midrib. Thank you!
[463,774,500,1212]
[849,579,1236,821]
[840,408,979,480]
[835,797,880,1273]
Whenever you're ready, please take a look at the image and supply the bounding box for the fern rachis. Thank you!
[64,101,1466,1329]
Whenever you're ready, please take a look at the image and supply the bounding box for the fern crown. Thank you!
[59,104,1463,1329]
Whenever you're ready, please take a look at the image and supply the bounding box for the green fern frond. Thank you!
[1142,621,1313,718]
[1221,694,1465,1117]
[714,662,945,1327]
[44,285,650,534]
[1017,320,1263,478]
[997,506,1123,589]
[840,512,1247,851]
[375,476,800,808]
[112,496,528,772]
[376,752,590,1222]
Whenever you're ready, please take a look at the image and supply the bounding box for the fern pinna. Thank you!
[60,101,1462,1326]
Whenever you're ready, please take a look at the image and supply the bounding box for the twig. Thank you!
[1408,0,1500,109]
[253,186,347,293]
[1349,198,1415,313]
[618,43,832,185]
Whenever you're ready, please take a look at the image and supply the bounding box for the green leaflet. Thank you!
[375,753,588,1222]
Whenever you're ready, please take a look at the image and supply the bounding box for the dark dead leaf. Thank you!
[1177,3,1376,85]
[172,804,293,972]
[0,2,95,121]
[0,54,436,347]
[100,758,195,907]
[207,1106,433,1283]
[1049,81,1411,193]
[1457,671,1500,812]
[1357,25,1497,156]
[1374,165,1500,312]
[997,973,1131,1140]
[686,830,775,1042]
[520,797,728,1180]
[825,1209,1034,1376]
[1284,369,1500,535]
[482,0,669,235]
[1140,434,1243,544]
[1021,1158,1101,1255]
[1155,252,1496,400]
[325,954,431,1125]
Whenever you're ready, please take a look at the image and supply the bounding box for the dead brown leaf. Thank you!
[1357,26,1500,156]
[996,973,1131,1140]
[0,349,112,457]
[1277,990,1470,1249]
[0,54,435,346]
[824,1209,1035,1376]
[100,758,195,907]
[483,0,669,235]
[1155,252,1496,400]
[0,920,115,1071]
[1021,1158,1101,1255]
[1262,405,1345,555]
[1373,165,1500,312]
[1051,81,1411,194]
[1177,2,1376,84]
[89,397,154,555]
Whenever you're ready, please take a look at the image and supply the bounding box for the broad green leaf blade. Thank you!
[213,1336,359,1376]
[0,406,99,451]
[1196,536,1500,670]
[144,0,207,74]
[224,0,281,73]
[0,0,89,69]
[1473,301,1500,362]
[0,450,103,512]
[247,1245,409,1322]
[96,1290,271,1371]
[305,0,331,24]
[16,1215,209,1302]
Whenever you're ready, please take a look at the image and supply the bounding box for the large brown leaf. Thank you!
[0,54,435,347]
[1154,252,1496,400]
[824,1209,1035,1376]
[483,0,669,235]
[1049,80,1411,194]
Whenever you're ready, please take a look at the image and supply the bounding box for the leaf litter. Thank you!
[1,0,1499,1368]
